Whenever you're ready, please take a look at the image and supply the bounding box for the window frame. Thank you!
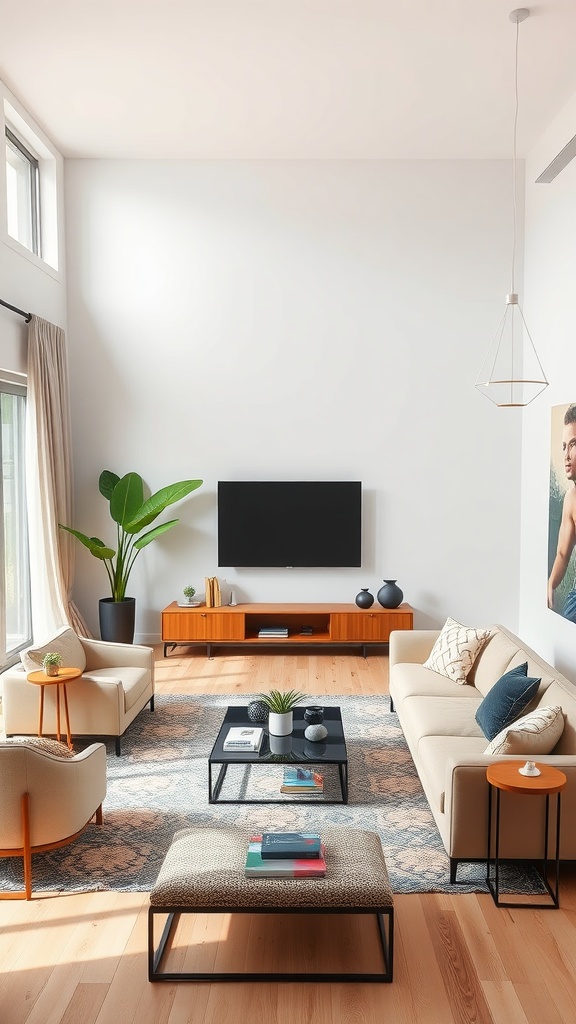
[0,379,32,670]
[5,124,41,258]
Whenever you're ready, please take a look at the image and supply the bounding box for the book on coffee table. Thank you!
[223,726,264,751]
[245,836,326,877]
[280,767,324,794]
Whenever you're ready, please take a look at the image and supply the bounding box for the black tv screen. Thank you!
[217,481,362,568]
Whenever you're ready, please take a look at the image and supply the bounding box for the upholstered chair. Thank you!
[1,626,155,755]
[0,738,107,899]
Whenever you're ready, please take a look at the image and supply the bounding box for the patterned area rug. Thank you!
[1,693,496,895]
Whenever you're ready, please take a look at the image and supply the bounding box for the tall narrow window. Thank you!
[0,382,31,668]
[5,127,41,257]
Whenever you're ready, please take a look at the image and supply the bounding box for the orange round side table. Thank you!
[486,760,567,908]
[26,667,82,750]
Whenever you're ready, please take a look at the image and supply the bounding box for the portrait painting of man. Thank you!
[548,403,576,622]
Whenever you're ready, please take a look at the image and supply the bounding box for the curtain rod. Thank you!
[0,297,32,322]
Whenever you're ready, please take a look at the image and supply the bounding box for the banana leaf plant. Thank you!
[60,470,202,601]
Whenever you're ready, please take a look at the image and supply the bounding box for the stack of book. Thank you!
[280,766,324,795]
[223,726,264,752]
[204,577,222,607]
[257,625,289,638]
[245,831,326,878]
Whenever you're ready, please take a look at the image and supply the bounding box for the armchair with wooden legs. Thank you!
[0,740,107,899]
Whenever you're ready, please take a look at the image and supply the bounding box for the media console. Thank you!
[161,601,414,658]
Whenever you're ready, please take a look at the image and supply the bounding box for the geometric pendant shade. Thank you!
[475,292,549,407]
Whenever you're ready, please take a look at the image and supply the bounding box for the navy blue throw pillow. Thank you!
[475,663,541,741]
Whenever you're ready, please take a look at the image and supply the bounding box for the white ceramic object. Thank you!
[304,723,328,742]
[518,760,541,777]
[268,711,293,736]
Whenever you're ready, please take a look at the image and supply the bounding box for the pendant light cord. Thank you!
[511,18,520,295]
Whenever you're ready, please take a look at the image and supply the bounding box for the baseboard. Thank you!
[135,632,162,646]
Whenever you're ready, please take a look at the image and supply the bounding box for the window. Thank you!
[5,126,41,257]
[0,382,31,669]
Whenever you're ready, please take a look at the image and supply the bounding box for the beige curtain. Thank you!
[26,315,91,639]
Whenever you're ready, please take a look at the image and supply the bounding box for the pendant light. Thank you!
[475,8,548,408]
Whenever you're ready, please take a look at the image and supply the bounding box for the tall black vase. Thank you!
[377,580,403,609]
[99,597,136,643]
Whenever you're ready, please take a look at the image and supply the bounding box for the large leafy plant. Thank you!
[60,470,202,601]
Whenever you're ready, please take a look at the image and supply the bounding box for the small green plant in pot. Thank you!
[183,585,196,604]
[42,652,63,677]
[257,688,308,737]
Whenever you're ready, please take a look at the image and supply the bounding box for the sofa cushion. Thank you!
[484,705,565,755]
[21,627,87,674]
[83,666,151,712]
[417,735,488,814]
[474,663,541,741]
[531,679,576,755]
[390,662,482,703]
[422,617,492,685]
[401,696,485,744]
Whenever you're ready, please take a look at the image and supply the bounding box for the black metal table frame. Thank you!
[208,757,349,804]
[148,903,393,983]
[486,784,563,909]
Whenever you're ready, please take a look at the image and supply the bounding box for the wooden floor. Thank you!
[2,646,576,1024]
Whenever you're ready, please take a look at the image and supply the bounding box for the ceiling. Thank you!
[1,0,575,160]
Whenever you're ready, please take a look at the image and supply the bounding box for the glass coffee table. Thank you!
[208,705,348,804]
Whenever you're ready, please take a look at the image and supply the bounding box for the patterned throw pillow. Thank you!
[20,627,87,674]
[423,617,492,685]
[474,663,541,741]
[484,705,565,755]
[12,736,75,758]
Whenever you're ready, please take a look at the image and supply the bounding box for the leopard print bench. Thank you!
[148,825,394,982]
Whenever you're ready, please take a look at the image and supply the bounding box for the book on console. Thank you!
[245,836,326,877]
[261,832,322,859]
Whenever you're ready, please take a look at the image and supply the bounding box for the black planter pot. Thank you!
[99,597,136,644]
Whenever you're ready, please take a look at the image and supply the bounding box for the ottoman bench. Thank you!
[148,825,394,982]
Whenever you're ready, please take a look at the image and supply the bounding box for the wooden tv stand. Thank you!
[161,601,413,658]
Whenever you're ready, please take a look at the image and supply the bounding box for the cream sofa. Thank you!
[389,624,576,882]
[1,628,155,755]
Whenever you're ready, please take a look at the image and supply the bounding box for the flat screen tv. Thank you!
[217,481,362,568]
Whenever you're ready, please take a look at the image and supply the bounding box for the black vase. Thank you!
[99,597,136,644]
[377,580,403,609]
[355,588,374,609]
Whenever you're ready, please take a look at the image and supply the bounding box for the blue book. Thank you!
[261,831,322,860]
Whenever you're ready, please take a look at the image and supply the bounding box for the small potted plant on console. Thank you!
[257,688,308,736]
[182,585,197,605]
[42,652,63,677]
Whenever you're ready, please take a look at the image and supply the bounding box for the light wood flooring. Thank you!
[2,646,576,1024]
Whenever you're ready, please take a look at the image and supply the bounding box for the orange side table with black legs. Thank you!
[486,760,567,908]
[26,667,82,750]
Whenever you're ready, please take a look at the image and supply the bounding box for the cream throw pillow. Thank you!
[484,705,565,755]
[423,617,491,685]
[20,627,87,674]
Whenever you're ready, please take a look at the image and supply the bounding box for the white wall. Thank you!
[520,91,576,681]
[64,159,523,643]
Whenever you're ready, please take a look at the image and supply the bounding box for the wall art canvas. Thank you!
[548,403,576,622]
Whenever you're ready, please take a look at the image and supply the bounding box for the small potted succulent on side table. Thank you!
[257,689,308,737]
[182,585,197,605]
[42,652,63,677]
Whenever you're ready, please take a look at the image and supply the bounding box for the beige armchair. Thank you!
[0,739,107,899]
[1,627,155,755]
